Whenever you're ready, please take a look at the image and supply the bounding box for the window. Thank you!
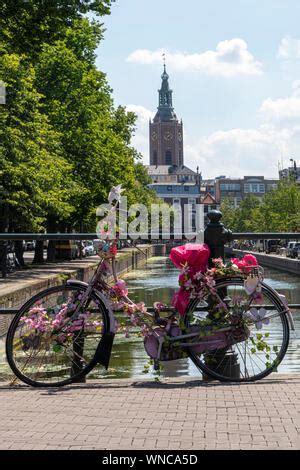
[220,183,241,191]
[165,150,172,165]
[245,183,265,193]
[184,186,189,192]
[167,186,172,191]
[259,184,265,193]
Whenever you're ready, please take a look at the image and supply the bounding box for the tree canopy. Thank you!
[0,0,156,241]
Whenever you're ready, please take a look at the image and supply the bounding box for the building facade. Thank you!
[215,176,278,207]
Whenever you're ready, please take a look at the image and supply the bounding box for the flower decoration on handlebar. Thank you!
[170,246,262,316]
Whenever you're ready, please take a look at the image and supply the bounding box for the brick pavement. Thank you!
[0,375,299,450]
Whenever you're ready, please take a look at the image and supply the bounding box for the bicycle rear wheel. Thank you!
[186,278,289,382]
[6,284,109,387]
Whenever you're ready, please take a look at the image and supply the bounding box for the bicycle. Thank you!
[6,191,295,387]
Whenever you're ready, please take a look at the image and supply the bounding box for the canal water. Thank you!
[0,256,299,381]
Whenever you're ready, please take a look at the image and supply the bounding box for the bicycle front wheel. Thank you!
[6,284,109,387]
[186,278,290,382]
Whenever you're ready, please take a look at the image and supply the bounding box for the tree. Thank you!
[254,179,300,232]
[0,1,113,58]
[0,53,81,234]
[220,198,237,231]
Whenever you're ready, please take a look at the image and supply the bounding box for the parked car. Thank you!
[287,241,298,257]
[55,240,78,260]
[290,243,300,259]
[83,241,96,257]
[264,239,281,254]
[252,239,264,252]
[93,239,102,253]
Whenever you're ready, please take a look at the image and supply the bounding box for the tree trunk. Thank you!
[15,240,25,267]
[0,241,7,278]
[32,240,44,264]
[47,240,56,262]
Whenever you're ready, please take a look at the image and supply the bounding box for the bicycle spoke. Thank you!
[187,278,289,382]
[8,285,106,386]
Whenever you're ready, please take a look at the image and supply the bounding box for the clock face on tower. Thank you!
[164,131,173,141]
[151,131,157,141]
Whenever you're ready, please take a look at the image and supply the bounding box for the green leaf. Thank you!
[53,343,63,353]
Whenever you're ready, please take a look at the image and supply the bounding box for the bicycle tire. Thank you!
[185,277,290,382]
[6,284,110,387]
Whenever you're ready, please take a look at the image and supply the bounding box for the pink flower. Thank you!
[112,279,128,298]
[231,257,248,272]
[252,291,263,304]
[170,243,210,271]
[212,257,224,267]
[171,289,191,316]
[243,254,258,269]
[136,302,147,313]
[231,254,258,273]
[124,304,136,315]
[130,314,139,326]
[153,302,166,312]
[183,278,193,290]
[178,272,187,284]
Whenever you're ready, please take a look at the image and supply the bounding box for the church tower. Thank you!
[149,63,184,167]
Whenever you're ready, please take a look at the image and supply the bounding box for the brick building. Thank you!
[215,176,278,207]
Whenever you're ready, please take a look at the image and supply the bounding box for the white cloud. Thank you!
[259,81,300,123]
[126,104,154,161]
[127,39,263,77]
[184,127,293,179]
[278,36,300,60]
[126,104,154,124]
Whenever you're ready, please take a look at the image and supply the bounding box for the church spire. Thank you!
[153,57,177,122]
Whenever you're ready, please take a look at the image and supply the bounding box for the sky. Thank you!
[95,0,300,179]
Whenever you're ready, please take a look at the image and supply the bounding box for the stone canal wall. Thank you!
[0,244,163,336]
[229,248,300,275]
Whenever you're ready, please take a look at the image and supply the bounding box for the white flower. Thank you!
[108,185,125,203]
[244,307,270,329]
